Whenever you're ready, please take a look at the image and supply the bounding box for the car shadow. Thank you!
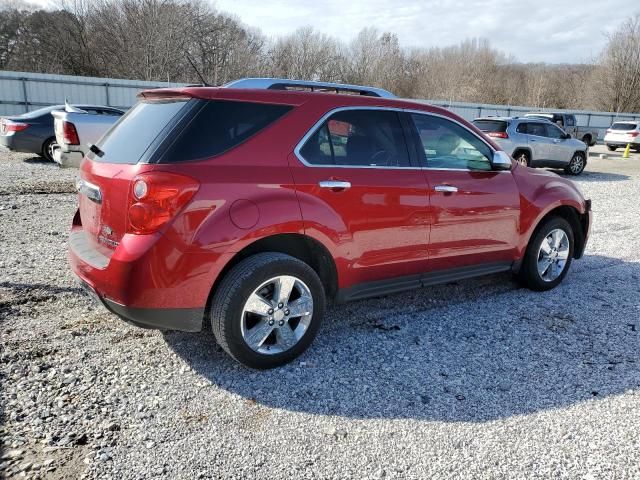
[22,156,51,164]
[164,254,639,422]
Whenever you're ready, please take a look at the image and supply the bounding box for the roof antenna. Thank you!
[185,52,210,86]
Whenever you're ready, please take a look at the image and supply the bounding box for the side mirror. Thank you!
[562,133,571,140]
[492,151,512,171]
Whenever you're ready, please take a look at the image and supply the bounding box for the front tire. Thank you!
[210,253,326,369]
[564,152,586,175]
[581,134,592,146]
[518,216,574,291]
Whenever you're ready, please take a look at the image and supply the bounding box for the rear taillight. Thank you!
[628,132,639,137]
[62,121,80,145]
[487,131,509,139]
[127,172,199,235]
[2,120,30,132]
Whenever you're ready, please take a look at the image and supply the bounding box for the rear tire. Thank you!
[581,134,592,146]
[518,216,574,291]
[41,137,57,162]
[606,145,617,152]
[564,152,586,175]
[210,252,326,369]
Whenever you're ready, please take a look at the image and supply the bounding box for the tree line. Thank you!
[1,0,639,113]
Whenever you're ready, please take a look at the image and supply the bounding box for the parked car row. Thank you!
[67,78,592,368]
[0,103,124,166]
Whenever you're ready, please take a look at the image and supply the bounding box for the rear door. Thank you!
[521,122,551,162]
[407,112,520,271]
[290,108,431,286]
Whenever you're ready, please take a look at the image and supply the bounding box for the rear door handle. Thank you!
[319,180,351,191]
[434,185,458,193]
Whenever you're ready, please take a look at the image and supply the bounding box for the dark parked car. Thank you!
[0,105,124,161]
[69,78,592,369]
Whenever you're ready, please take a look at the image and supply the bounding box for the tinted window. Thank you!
[516,123,529,134]
[411,114,492,171]
[300,110,410,167]
[472,120,507,132]
[162,100,292,163]
[545,124,565,139]
[89,99,188,164]
[611,122,637,131]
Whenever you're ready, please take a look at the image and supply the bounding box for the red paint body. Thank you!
[68,87,591,328]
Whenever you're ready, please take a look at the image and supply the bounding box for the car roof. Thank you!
[138,86,464,121]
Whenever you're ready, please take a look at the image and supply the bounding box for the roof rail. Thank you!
[223,78,396,98]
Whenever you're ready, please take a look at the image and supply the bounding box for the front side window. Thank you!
[410,114,492,171]
[299,109,410,167]
[545,124,565,139]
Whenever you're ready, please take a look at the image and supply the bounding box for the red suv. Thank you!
[69,78,592,369]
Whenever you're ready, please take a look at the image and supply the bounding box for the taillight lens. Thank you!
[2,120,30,132]
[487,131,509,139]
[127,172,199,235]
[62,121,80,145]
[628,132,639,137]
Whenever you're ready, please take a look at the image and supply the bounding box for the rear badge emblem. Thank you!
[101,225,113,236]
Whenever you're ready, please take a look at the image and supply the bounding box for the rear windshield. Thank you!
[472,120,507,132]
[20,105,64,119]
[159,100,292,163]
[611,122,637,131]
[89,99,189,164]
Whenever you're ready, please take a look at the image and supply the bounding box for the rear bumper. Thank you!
[53,147,83,168]
[76,274,204,332]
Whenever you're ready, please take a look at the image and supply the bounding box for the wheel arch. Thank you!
[512,146,532,158]
[204,233,338,322]
[523,205,587,265]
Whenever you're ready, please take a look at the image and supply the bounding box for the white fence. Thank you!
[1,71,639,139]
[0,70,186,115]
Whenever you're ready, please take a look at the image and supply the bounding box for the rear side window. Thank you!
[472,120,507,133]
[161,100,292,163]
[565,115,576,127]
[611,122,637,131]
[299,109,410,167]
[89,100,189,164]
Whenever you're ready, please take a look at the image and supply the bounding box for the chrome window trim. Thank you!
[293,106,510,173]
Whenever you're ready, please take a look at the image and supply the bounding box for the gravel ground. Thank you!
[1,146,639,479]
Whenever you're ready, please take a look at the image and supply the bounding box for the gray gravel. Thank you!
[1,146,639,479]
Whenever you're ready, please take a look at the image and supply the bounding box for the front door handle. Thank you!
[319,180,351,191]
[434,185,458,193]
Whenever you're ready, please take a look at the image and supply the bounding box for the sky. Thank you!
[212,0,638,64]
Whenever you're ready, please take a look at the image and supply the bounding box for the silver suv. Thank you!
[472,117,588,175]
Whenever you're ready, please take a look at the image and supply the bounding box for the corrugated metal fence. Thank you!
[1,70,639,139]
[415,100,640,138]
[0,70,186,115]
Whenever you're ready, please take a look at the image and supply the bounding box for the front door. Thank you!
[289,108,431,288]
[407,112,521,271]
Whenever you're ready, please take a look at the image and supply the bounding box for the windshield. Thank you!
[19,105,64,119]
[611,122,637,131]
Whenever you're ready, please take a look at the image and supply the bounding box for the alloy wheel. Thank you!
[537,228,570,282]
[569,154,584,174]
[240,275,314,355]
